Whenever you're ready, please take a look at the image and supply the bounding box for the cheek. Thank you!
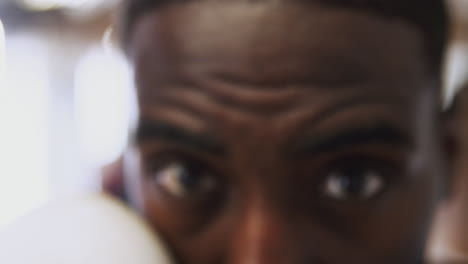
[367,183,436,245]
[354,157,441,257]
[139,184,233,264]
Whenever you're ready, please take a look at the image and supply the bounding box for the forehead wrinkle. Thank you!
[132,1,429,132]
[139,104,208,134]
[276,93,410,135]
[140,87,253,123]
[140,83,306,124]
[193,77,313,117]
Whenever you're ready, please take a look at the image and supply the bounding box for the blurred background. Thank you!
[0,0,467,231]
[0,0,132,229]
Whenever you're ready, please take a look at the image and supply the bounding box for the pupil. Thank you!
[341,168,365,196]
[178,166,200,190]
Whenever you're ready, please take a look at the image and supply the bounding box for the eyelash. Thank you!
[141,145,218,173]
[145,150,228,188]
[143,146,405,202]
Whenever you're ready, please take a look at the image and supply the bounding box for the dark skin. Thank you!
[122,2,450,263]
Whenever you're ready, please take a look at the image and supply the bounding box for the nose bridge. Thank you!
[228,195,305,264]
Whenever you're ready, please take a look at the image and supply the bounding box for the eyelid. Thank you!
[288,122,413,158]
[290,138,412,175]
[135,120,227,156]
[141,149,229,187]
[294,153,402,193]
[321,156,402,177]
[139,142,223,169]
[148,156,227,219]
[155,162,219,199]
[143,151,202,174]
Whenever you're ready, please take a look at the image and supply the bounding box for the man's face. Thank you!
[125,2,447,263]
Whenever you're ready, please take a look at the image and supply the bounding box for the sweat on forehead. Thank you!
[120,0,448,74]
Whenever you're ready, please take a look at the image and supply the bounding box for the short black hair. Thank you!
[119,0,449,75]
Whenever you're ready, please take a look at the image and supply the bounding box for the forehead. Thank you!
[128,1,426,87]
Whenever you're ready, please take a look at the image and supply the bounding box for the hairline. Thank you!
[119,0,449,82]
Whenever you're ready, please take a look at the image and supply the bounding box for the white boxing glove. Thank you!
[0,193,173,264]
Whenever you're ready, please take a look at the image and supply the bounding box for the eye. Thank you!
[321,166,386,200]
[153,162,218,198]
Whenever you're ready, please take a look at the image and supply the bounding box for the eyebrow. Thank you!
[134,121,226,156]
[290,122,413,157]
